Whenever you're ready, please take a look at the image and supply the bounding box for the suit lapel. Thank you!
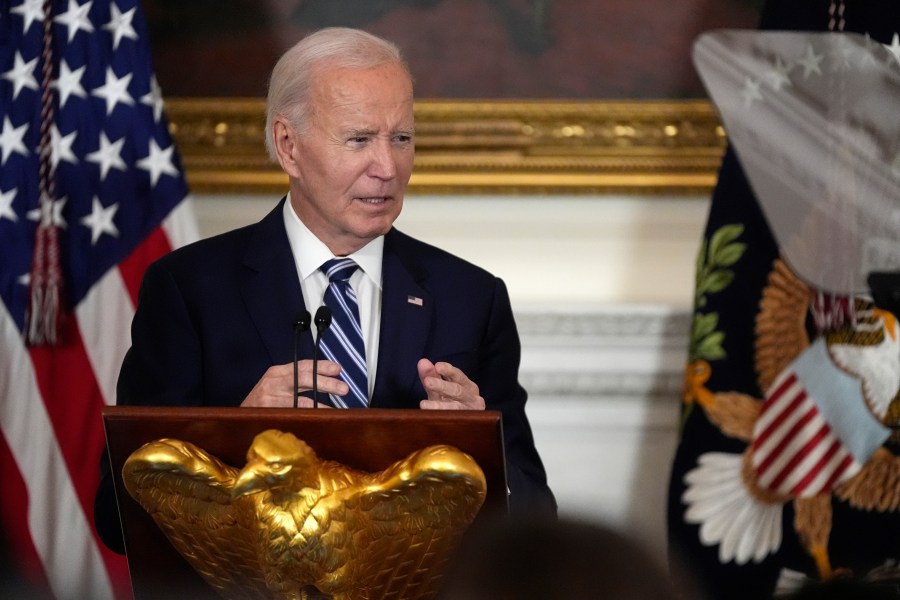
[373,230,432,408]
[240,199,313,366]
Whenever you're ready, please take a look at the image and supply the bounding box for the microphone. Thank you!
[311,306,332,408]
[292,311,311,409]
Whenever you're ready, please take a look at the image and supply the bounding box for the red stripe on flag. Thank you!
[28,313,106,517]
[768,422,831,491]
[789,438,842,496]
[766,372,798,404]
[117,227,173,306]
[755,404,817,476]
[820,453,856,492]
[753,375,805,452]
[0,432,51,596]
[27,314,132,598]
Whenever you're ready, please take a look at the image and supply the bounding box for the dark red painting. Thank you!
[144,0,762,99]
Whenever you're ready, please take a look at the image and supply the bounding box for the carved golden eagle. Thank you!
[122,430,487,600]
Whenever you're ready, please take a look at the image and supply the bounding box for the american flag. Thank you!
[0,1,196,598]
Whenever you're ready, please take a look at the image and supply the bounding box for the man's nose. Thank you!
[368,141,397,180]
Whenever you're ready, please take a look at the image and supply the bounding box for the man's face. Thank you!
[281,62,414,256]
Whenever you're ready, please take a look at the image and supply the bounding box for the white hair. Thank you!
[264,27,411,161]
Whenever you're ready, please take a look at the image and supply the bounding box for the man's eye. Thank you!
[349,136,368,143]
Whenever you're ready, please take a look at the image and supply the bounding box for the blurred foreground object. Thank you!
[437,516,680,600]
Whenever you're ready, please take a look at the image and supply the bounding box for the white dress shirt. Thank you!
[282,196,382,398]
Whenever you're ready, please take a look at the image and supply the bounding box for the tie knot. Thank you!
[321,258,358,283]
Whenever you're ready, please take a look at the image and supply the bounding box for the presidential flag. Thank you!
[0,1,196,598]
[667,2,900,599]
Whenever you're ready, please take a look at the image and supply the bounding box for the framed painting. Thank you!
[148,0,763,194]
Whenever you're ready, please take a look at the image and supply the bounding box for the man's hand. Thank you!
[418,358,485,410]
[240,360,346,407]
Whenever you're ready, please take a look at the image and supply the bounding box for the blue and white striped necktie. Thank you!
[319,258,368,408]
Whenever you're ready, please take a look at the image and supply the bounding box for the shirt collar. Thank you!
[282,193,384,288]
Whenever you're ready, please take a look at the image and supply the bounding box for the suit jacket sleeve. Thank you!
[479,278,557,515]
[95,258,204,554]
[117,257,205,407]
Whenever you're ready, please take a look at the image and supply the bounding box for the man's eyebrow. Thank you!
[344,127,415,136]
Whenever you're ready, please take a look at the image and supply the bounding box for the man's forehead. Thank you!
[312,62,412,94]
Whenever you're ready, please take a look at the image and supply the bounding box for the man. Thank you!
[96,27,554,551]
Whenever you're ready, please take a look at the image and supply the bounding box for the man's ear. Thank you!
[272,117,302,178]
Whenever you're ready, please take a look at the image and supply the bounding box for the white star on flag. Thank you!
[887,33,900,65]
[741,77,762,107]
[103,4,139,50]
[80,197,120,244]
[141,75,165,122]
[0,187,17,222]
[797,44,824,78]
[92,67,135,115]
[137,138,179,186]
[86,132,127,179]
[10,0,45,34]
[51,125,79,168]
[54,0,95,42]
[53,60,88,108]
[0,116,29,165]
[2,51,39,100]
[764,56,792,91]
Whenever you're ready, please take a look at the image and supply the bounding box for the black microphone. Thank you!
[311,306,332,408]
[292,311,311,409]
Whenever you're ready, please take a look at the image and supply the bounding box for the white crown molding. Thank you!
[517,306,690,339]
[516,306,690,400]
[521,371,684,400]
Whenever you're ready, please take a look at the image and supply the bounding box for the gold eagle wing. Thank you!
[290,444,488,600]
[122,438,270,598]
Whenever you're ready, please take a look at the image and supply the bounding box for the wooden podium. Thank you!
[102,406,509,599]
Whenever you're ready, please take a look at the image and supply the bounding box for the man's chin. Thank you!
[346,218,396,246]
[356,203,401,228]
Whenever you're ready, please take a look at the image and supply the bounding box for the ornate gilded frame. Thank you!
[168,99,726,195]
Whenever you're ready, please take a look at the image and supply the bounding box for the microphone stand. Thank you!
[292,311,311,409]
[312,306,332,408]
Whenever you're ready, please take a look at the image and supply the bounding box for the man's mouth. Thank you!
[357,197,389,204]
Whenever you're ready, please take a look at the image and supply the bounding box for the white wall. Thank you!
[193,194,709,309]
[192,192,712,563]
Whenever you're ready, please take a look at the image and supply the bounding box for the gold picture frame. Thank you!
[167,98,726,195]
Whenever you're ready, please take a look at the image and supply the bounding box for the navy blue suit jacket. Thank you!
[114,199,555,516]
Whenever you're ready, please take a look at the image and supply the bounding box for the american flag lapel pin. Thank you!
[407,295,424,307]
